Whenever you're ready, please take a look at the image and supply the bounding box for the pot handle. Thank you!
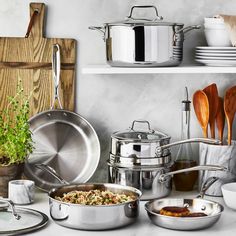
[34,164,69,185]
[197,177,219,199]
[126,5,163,21]
[0,198,21,220]
[159,165,227,183]
[175,25,201,35]
[156,138,221,156]
[88,26,105,41]
[51,44,63,109]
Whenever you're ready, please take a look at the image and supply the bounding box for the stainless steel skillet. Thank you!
[24,44,100,191]
[145,177,224,230]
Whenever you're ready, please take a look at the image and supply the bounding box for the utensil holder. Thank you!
[199,142,236,196]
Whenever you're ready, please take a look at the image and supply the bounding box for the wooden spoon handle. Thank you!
[209,122,215,139]
[203,126,208,138]
[226,116,233,145]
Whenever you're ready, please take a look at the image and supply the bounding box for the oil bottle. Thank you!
[173,87,198,191]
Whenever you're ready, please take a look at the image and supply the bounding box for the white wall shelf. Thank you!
[82,64,236,74]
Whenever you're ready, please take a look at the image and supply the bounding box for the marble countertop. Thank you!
[20,189,236,236]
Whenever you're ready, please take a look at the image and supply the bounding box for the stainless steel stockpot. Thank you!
[89,5,200,67]
[49,183,142,230]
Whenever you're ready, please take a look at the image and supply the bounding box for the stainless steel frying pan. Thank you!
[145,177,224,231]
[24,44,100,191]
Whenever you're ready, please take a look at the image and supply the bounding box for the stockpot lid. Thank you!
[111,120,170,142]
[105,5,184,27]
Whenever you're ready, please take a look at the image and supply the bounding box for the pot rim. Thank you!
[104,21,184,27]
[48,183,142,207]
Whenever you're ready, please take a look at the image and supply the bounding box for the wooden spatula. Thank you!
[203,83,219,139]
[224,86,236,145]
[193,90,210,138]
[216,97,225,143]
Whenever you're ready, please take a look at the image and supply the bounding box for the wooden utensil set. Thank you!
[193,83,236,145]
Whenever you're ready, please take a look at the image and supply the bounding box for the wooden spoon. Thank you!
[215,97,225,143]
[203,83,219,139]
[193,90,210,138]
[224,86,236,145]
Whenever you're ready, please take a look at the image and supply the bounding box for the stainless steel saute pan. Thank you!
[145,177,224,230]
[24,44,100,191]
[33,164,142,230]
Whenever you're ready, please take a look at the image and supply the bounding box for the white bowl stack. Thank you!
[195,17,236,66]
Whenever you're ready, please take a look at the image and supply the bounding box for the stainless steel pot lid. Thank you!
[112,120,170,142]
[0,203,48,235]
[109,153,171,167]
[106,5,184,27]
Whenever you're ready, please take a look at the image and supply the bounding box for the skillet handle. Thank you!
[34,164,69,185]
[197,177,219,199]
[51,44,63,109]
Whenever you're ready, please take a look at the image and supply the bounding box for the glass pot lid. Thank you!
[106,5,183,27]
[0,199,48,235]
[111,120,170,142]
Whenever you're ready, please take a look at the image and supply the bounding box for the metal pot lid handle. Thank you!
[126,5,163,21]
[159,165,227,183]
[156,138,222,155]
[51,44,63,109]
[130,120,155,133]
[0,198,21,220]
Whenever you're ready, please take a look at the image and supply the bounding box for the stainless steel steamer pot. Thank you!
[110,120,221,159]
[89,5,200,67]
[49,183,142,230]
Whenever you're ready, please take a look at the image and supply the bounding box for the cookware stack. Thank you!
[107,120,172,200]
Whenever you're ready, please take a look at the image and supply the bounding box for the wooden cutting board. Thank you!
[0,2,76,117]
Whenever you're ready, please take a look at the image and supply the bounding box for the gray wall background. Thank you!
[0,0,235,181]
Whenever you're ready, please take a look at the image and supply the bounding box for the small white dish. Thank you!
[204,17,224,24]
[196,52,236,56]
[196,55,236,60]
[195,58,236,66]
[196,46,236,50]
[204,29,231,47]
[221,183,236,210]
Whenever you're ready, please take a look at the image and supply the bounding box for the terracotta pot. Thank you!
[0,163,24,197]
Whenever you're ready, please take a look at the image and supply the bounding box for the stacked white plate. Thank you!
[195,46,236,66]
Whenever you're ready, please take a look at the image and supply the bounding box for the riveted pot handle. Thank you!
[89,26,105,41]
[156,138,221,156]
[197,177,219,199]
[127,5,163,21]
[175,25,201,35]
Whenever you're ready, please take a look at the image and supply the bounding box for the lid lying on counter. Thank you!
[0,201,48,235]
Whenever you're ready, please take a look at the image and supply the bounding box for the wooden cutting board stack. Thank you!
[0,2,76,116]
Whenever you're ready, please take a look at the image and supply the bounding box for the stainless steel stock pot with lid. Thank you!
[89,5,200,67]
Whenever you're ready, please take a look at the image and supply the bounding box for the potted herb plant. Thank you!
[0,80,33,197]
